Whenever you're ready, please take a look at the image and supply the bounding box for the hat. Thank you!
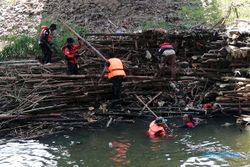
[50,24,57,30]
[155,117,167,124]
[183,114,189,118]
[67,37,74,44]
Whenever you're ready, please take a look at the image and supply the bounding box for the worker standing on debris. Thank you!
[158,42,176,79]
[62,37,82,75]
[100,56,126,100]
[38,24,57,64]
[147,117,170,138]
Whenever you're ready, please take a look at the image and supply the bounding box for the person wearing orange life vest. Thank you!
[62,37,82,75]
[100,56,126,100]
[38,24,57,64]
[147,117,169,138]
[158,42,176,79]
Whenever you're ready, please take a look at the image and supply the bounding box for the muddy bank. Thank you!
[42,0,188,32]
[0,0,44,36]
[0,0,199,36]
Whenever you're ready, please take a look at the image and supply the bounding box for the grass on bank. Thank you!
[142,0,250,30]
[0,19,88,61]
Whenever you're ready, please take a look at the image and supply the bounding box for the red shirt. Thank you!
[63,44,81,64]
[160,42,173,49]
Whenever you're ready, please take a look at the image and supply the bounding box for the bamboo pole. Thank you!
[142,91,162,111]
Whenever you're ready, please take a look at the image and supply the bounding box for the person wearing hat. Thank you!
[158,42,176,79]
[39,24,57,64]
[147,117,170,138]
[62,37,82,75]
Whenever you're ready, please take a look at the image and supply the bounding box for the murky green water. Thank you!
[0,118,249,167]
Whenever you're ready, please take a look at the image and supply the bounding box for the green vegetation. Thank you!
[0,35,40,60]
[142,19,172,30]
[0,18,88,61]
[218,0,250,23]
[142,0,250,30]
[178,0,222,28]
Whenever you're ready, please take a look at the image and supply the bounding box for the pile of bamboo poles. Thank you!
[0,27,249,139]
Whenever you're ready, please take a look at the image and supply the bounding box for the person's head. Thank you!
[107,51,115,58]
[67,37,75,44]
[155,117,166,125]
[183,114,189,122]
[49,24,57,31]
[188,114,194,121]
[106,60,110,67]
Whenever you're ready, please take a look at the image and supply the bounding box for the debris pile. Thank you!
[0,25,250,139]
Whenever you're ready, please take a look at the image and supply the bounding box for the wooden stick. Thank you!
[142,91,162,111]
[135,94,158,117]
[135,94,173,133]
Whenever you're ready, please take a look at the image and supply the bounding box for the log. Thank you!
[0,113,62,121]
[22,104,67,114]
[222,77,250,82]
[18,74,155,80]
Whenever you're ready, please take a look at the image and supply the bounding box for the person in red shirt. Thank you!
[177,114,202,128]
[62,37,82,75]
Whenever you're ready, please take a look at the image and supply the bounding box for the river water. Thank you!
[0,117,249,167]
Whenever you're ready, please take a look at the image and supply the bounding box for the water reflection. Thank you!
[0,140,58,167]
[179,131,249,167]
[109,140,131,166]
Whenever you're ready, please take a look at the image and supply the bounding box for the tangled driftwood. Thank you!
[0,27,250,139]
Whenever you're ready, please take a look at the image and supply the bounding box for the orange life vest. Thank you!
[39,25,53,43]
[107,58,126,79]
[147,121,166,138]
[62,44,81,64]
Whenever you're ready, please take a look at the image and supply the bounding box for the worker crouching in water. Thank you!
[177,114,201,128]
[38,24,57,64]
[62,37,81,75]
[147,117,170,138]
[100,57,126,102]
[158,42,176,79]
